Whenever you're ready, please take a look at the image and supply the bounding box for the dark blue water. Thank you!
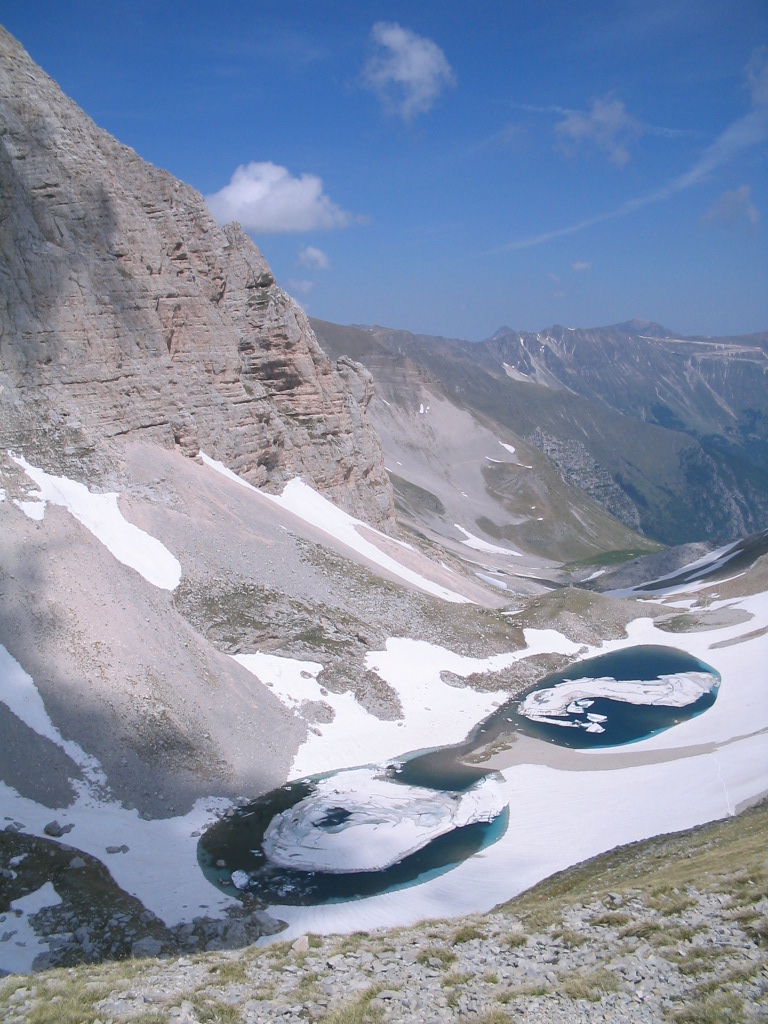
[198,645,719,905]
[495,644,719,750]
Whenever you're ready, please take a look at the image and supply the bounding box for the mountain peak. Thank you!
[0,25,393,526]
[612,318,675,337]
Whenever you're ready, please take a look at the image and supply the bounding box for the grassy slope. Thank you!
[2,802,764,1022]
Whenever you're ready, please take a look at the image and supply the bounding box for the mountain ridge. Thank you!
[312,317,768,546]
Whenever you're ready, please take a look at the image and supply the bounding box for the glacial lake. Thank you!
[198,645,719,905]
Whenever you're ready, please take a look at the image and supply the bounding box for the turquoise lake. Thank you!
[198,645,719,906]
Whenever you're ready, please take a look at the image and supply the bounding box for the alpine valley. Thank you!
[0,24,766,1022]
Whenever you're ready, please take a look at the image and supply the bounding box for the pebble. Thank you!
[2,878,767,1024]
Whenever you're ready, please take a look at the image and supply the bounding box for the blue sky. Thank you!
[3,1,767,338]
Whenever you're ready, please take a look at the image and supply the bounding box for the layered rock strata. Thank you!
[0,26,393,526]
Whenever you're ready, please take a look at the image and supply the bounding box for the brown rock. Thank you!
[0,26,393,527]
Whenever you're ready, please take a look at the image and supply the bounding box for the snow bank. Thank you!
[232,653,324,708]
[235,630,582,779]
[11,455,181,590]
[199,453,470,603]
[454,524,521,557]
[0,644,104,784]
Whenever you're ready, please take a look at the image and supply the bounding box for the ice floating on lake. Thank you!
[262,768,506,874]
[519,671,716,725]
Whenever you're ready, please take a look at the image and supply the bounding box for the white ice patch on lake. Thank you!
[454,524,521,556]
[499,442,516,454]
[262,769,505,873]
[11,454,181,590]
[519,671,715,726]
[199,452,470,603]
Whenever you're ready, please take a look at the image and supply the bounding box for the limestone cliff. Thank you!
[0,26,393,526]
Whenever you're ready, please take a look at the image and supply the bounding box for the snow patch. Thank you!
[200,453,470,604]
[14,497,46,520]
[0,883,63,974]
[454,524,521,557]
[0,644,104,784]
[232,653,324,708]
[11,454,181,590]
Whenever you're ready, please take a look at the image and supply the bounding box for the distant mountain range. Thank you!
[312,318,768,547]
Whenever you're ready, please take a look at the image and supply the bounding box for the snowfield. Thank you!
[200,453,471,603]
[11,454,181,590]
[1,449,767,969]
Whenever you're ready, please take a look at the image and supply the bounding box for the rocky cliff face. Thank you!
[0,26,393,526]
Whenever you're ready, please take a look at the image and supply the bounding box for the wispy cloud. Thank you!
[703,185,760,228]
[363,22,455,121]
[298,245,331,270]
[555,96,640,166]
[206,162,355,233]
[497,52,768,254]
[746,45,768,106]
[287,279,315,297]
[571,260,592,272]
[514,100,698,144]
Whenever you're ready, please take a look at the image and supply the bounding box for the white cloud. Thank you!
[498,58,768,254]
[287,278,315,296]
[298,245,331,270]
[571,260,592,272]
[556,95,640,166]
[363,22,455,121]
[746,45,768,107]
[703,185,760,228]
[205,162,353,233]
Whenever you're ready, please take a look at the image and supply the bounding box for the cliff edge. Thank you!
[0,25,393,526]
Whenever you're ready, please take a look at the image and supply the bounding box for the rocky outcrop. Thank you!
[0,26,393,526]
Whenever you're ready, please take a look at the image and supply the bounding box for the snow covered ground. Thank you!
[236,630,581,778]
[453,524,522,557]
[1,449,766,970]
[262,589,768,941]
[10,454,181,590]
[200,453,471,603]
